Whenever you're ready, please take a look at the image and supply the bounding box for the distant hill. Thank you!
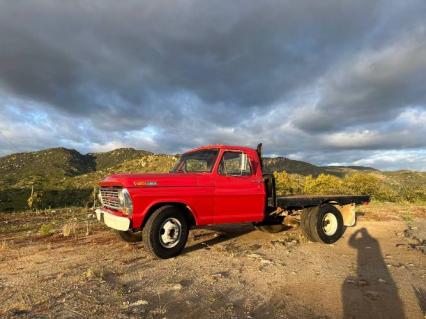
[0,148,95,185]
[328,165,378,172]
[89,148,153,170]
[382,170,426,189]
[319,165,378,177]
[263,157,325,176]
[0,147,153,186]
[0,147,155,211]
[263,157,378,177]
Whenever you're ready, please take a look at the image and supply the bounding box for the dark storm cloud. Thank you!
[0,0,426,170]
[0,0,380,117]
[294,32,426,133]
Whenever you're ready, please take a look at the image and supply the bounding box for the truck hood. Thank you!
[99,172,213,188]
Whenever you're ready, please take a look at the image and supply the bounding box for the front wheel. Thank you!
[142,205,189,259]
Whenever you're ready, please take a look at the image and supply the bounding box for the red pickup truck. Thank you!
[96,144,370,258]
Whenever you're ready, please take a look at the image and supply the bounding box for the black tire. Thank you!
[301,207,318,242]
[116,230,142,243]
[142,205,189,259]
[307,204,345,244]
[255,224,287,233]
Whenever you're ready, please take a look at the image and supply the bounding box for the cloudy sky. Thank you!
[0,0,426,170]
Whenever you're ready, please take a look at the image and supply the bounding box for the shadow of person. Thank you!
[342,228,405,319]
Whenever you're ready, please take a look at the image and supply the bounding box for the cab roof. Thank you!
[187,144,257,154]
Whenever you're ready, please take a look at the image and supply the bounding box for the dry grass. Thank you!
[357,202,426,221]
[151,293,168,316]
[62,220,78,237]
[63,219,92,237]
[0,240,8,251]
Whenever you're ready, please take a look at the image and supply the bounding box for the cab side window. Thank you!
[218,152,252,176]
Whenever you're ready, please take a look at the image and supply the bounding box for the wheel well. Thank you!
[142,202,196,228]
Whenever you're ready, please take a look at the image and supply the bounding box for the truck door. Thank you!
[214,150,265,224]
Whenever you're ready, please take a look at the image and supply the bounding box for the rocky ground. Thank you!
[0,203,425,318]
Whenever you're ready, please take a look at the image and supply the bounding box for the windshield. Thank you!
[172,149,219,173]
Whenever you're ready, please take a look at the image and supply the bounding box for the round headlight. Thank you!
[119,188,133,215]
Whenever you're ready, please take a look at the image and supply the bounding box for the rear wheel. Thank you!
[116,230,142,242]
[301,207,318,242]
[302,204,345,243]
[142,205,189,259]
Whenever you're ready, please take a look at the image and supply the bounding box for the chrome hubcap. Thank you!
[322,213,338,236]
[159,218,182,248]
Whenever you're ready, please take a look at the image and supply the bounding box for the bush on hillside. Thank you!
[343,172,398,201]
[400,186,426,204]
[274,171,411,202]
[343,173,381,195]
[303,174,346,195]
[274,171,303,195]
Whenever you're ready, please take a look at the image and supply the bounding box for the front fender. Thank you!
[133,198,200,229]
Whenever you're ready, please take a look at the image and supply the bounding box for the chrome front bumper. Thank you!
[95,208,130,231]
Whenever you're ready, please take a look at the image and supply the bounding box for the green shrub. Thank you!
[39,223,55,236]
[303,174,346,195]
[273,171,415,202]
[342,172,396,201]
[343,173,381,195]
[274,171,303,195]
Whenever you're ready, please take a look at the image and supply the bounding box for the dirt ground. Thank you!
[0,203,425,319]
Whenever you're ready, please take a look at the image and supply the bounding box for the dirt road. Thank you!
[1,206,425,318]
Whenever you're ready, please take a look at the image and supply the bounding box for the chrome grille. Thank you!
[100,187,121,210]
